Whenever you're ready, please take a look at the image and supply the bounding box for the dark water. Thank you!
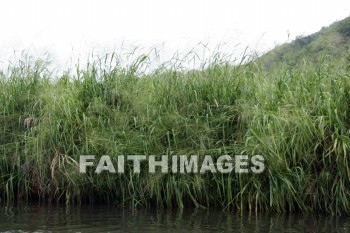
[1,204,350,233]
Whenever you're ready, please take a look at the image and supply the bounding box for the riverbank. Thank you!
[1,53,350,214]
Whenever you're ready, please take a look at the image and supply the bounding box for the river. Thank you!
[1,204,349,232]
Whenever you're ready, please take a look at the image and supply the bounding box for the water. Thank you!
[1,204,350,233]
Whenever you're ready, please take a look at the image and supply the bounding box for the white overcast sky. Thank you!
[1,0,350,70]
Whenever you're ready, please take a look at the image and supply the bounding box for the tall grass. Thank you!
[1,51,350,214]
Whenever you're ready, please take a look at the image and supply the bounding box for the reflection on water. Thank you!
[1,204,350,233]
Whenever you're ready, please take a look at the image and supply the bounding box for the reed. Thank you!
[0,52,350,214]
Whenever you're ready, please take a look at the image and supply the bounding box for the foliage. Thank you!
[259,15,350,70]
[0,49,350,214]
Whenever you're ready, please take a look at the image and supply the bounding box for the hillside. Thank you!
[259,15,350,70]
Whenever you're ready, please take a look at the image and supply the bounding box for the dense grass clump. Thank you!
[1,52,350,214]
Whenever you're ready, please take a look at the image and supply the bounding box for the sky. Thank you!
[1,0,350,71]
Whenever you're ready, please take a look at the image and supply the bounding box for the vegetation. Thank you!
[1,16,350,214]
[259,15,350,70]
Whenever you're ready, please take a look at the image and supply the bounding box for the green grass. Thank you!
[0,50,350,214]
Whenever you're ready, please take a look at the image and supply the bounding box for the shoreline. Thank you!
[1,53,350,214]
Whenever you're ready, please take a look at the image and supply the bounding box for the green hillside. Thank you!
[259,15,350,70]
